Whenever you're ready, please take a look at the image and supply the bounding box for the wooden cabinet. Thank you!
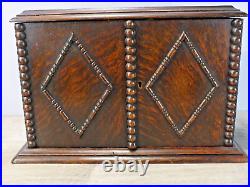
[11,6,247,163]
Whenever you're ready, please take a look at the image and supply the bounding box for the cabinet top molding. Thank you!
[10,6,247,23]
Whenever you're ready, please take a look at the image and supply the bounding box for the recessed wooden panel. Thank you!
[25,21,127,148]
[136,19,231,147]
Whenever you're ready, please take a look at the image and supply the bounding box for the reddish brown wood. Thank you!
[10,6,247,22]
[136,19,232,147]
[17,143,243,156]
[125,20,137,150]
[25,21,127,148]
[15,23,36,148]
[11,6,247,164]
[17,6,244,16]
[224,19,243,146]
[12,143,247,164]
[40,32,113,137]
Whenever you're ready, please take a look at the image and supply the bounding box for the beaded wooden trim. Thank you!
[41,32,113,137]
[224,19,243,146]
[15,23,36,148]
[125,20,137,150]
[145,31,219,137]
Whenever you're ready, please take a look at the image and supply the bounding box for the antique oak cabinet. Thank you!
[11,6,247,163]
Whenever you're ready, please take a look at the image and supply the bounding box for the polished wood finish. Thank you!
[15,23,36,148]
[10,6,247,22]
[12,142,247,164]
[137,19,230,147]
[11,6,247,163]
[17,6,245,15]
[125,20,137,150]
[24,21,127,148]
[224,19,243,146]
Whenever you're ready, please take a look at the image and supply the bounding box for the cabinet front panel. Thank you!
[136,19,231,147]
[25,21,127,147]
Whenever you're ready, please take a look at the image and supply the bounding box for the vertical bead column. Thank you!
[15,23,36,148]
[224,19,243,146]
[125,20,137,150]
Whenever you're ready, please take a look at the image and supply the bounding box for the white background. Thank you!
[2,2,248,115]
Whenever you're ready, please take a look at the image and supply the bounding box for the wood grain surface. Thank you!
[25,21,127,147]
[136,19,231,147]
[11,5,247,165]
[20,18,241,149]
[2,115,248,184]
[10,6,247,22]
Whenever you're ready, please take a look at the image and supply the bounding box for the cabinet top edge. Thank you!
[10,6,247,23]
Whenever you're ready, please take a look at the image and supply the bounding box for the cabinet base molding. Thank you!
[12,143,247,164]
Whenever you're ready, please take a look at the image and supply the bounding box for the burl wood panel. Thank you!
[24,21,127,147]
[136,19,231,147]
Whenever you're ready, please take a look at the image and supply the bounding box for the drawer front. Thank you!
[136,19,233,147]
[24,21,127,147]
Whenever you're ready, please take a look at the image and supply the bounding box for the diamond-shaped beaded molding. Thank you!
[41,32,113,137]
[145,31,219,137]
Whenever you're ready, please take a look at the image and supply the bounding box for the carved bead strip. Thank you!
[40,33,81,135]
[41,33,113,137]
[43,89,70,120]
[184,33,219,88]
[147,87,176,127]
[224,19,243,146]
[125,20,137,150]
[41,32,74,91]
[79,85,112,135]
[15,23,36,148]
[180,87,216,135]
[73,37,112,86]
[73,37,113,136]
[145,31,218,137]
